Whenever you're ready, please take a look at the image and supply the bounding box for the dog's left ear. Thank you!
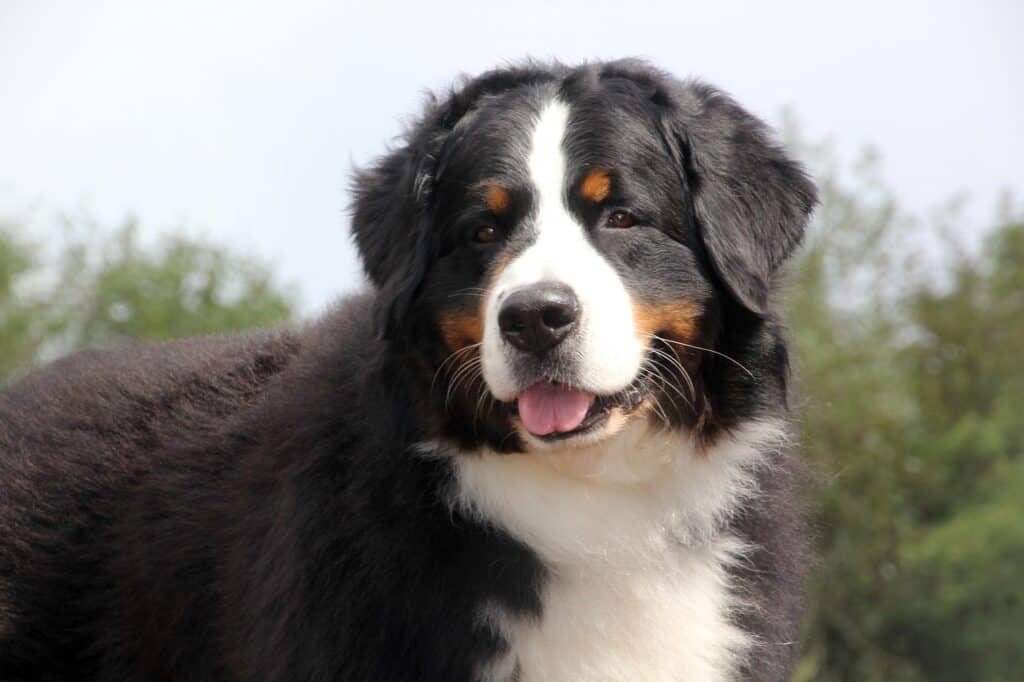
[664,81,818,315]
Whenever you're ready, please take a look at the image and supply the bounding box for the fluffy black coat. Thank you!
[0,59,812,681]
[1,303,549,681]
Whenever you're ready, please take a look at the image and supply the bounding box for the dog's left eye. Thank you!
[473,226,497,244]
[607,210,637,229]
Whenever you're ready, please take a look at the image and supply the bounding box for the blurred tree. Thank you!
[789,140,1023,680]
[0,214,296,384]
[0,224,56,379]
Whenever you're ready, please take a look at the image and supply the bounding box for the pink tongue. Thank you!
[517,381,595,436]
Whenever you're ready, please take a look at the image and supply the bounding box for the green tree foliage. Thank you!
[0,224,57,379]
[0,215,296,384]
[790,146,1023,680]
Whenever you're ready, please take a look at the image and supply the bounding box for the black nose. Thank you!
[498,282,580,355]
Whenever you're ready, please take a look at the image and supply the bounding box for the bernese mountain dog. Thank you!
[0,59,816,681]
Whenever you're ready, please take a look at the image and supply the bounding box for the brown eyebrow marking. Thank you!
[580,168,612,203]
[483,183,511,214]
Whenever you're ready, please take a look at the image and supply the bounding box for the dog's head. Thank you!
[351,60,816,453]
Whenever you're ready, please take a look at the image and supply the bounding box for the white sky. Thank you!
[1,0,1021,312]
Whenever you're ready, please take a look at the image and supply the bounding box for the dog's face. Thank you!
[352,61,816,453]
[429,94,712,451]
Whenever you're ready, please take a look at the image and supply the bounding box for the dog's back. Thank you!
[0,331,300,678]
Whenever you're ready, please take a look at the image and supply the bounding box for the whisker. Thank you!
[445,358,483,410]
[433,343,479,381]
[452,360,483,398]
[472,379,497,433]
[447,287,488,301]
[649,393,672,427]
[431,343,482,396]
[650,334,756,380]
[639,369,672,425]
[643,346,700,403]
[642,360,694,412]
[469,375,487,439]
[654,369,695,414]
[452,363,485,408]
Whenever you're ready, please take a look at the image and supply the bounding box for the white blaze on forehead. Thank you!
[481,98,645,402]
[527,99,572,214]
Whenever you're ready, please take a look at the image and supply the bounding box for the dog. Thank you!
[0,59,816,681]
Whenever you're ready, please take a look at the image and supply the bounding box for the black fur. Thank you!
[0,303,545,681]
[0,59,815,680]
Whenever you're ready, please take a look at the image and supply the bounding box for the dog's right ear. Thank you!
[350,129,436,340]
[350,64,560,340]
[666,82,818,315]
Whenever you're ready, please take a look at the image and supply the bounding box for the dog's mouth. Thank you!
[509,372,650,442]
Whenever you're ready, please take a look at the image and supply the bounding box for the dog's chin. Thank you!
[504,371,651,452]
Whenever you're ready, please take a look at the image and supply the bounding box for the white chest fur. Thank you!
[449,420,786,682]
[477,533,751,682]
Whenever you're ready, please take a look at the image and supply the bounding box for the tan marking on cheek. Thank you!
[632,300,702,346]
[439,311,484,353]
[580,169,612,203]
[438,254,510,354]
[484,183,511,214]
[633,299,715,445]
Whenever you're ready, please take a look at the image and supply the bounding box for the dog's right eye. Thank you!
[607,210,637,229]
[473,226,497,244]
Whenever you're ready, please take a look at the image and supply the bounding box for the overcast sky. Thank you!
[2,0,1021,312]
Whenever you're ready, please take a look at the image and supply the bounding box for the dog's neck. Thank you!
[445,417,785,566]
